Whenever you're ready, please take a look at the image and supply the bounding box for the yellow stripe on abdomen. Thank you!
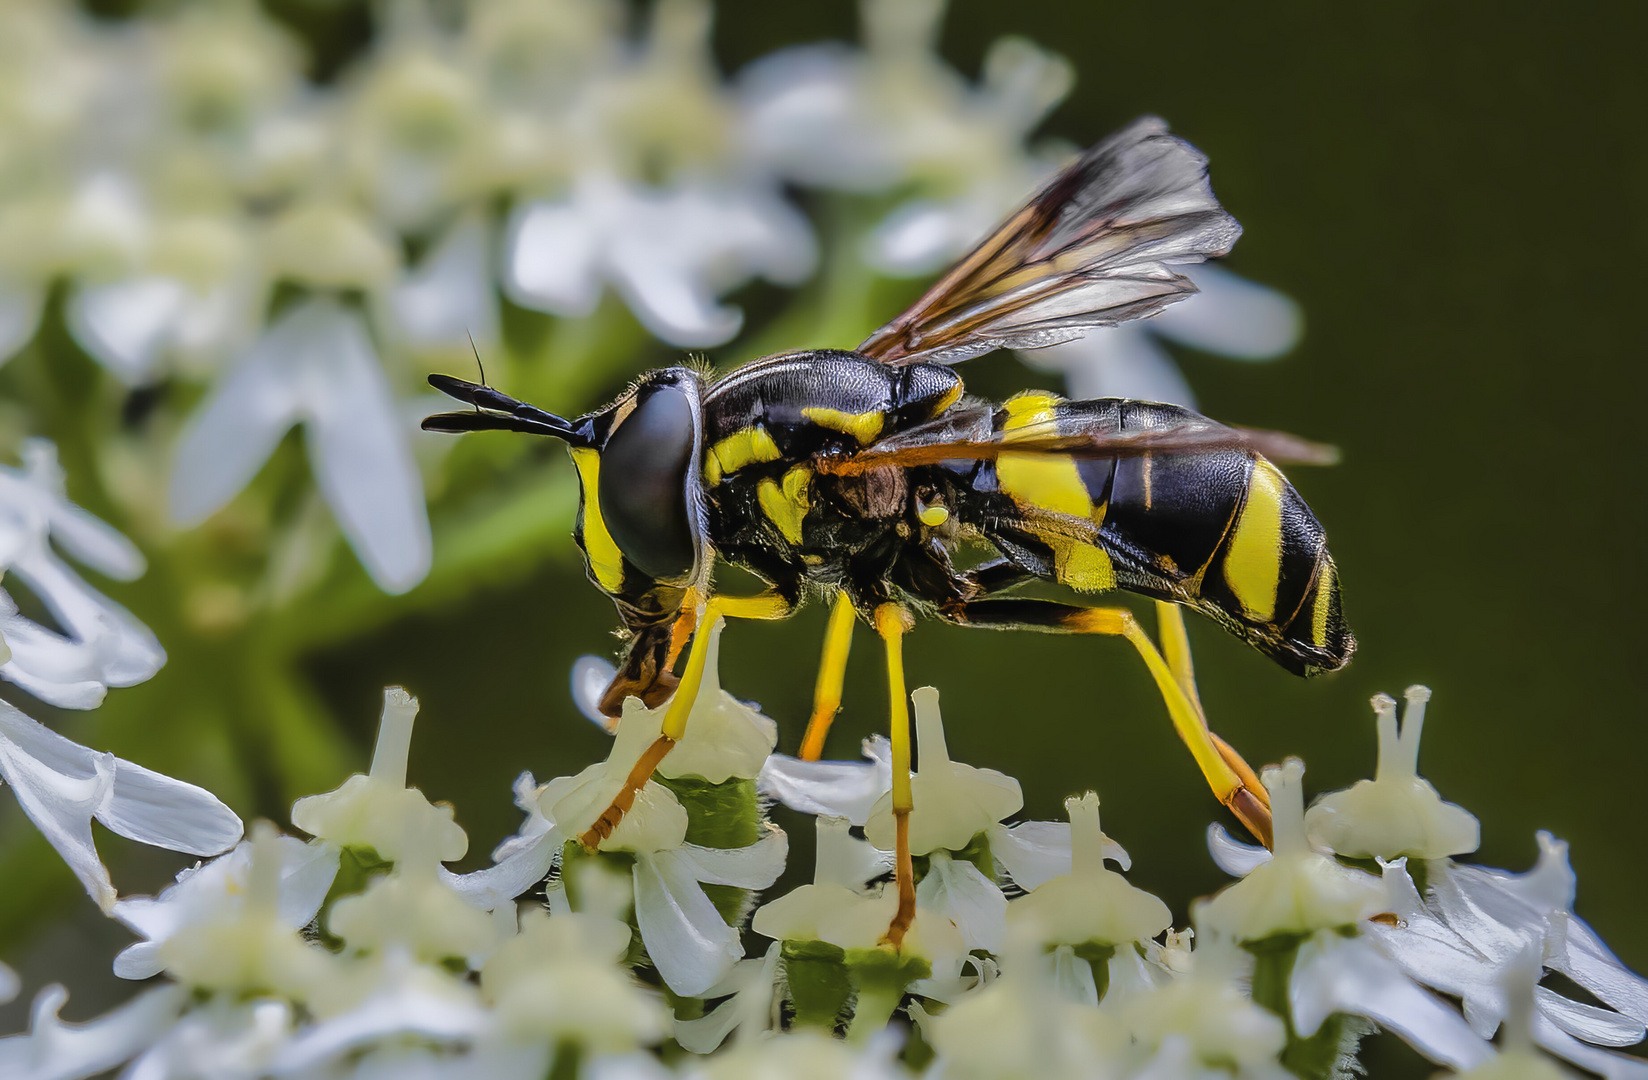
[1310,556,1338,648]
[570,448,625,592]
[997,395,1092,518]
[1223,459,1286,622]
[998,394,1115,592]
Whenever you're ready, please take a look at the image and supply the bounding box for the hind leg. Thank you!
[942,597,1273,847]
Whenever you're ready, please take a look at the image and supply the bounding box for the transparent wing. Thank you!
[817,406,1337,476]
[858,117,1241,366]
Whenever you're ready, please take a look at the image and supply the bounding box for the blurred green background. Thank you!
[3,3,1646,1073]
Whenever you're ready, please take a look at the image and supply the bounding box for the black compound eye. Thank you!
[597,385,699,581]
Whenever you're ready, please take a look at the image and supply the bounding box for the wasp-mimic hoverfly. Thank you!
[423,117,1352,945]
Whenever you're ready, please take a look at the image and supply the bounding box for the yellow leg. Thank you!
[874,603,917,949]
[1155,601,1271,820]
[579,592,794,851]
[800,593,858,761]
[949,598,1273,848]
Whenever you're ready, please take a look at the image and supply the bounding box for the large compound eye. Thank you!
[597,385,699,581]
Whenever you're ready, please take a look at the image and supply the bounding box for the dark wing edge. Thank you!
[817,409,1338,475]
[858,116,1241,366]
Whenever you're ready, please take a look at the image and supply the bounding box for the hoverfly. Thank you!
[424,117,1352,946]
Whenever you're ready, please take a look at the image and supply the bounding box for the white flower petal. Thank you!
[124,999,293,1080]
[169,326,303,525]
[0,984,186,1080]
[1554,913,1648,1025]
[387,214,499,351]
[66,276,189,385]
[1532,1008,1648,1080]
[1291,930,1493,1070]
[1151,265,1302,359]
[505,200,603,316]
[438,826,560,912]
[671,828,788,890]
[571,655,618,728]
[991,818,1132,892]
[0,280,44,365]
[98,757,243,856]
[917,851,1007,953]
[1207,822,1273,878]
[39,499,145,583]
[609,253,741,347]
[632,849,744,997]
[7,551,164,689]
[301,310,431,593]
[0,697,120,908]
[756,737,892,826]
[1537,986,1647,1047]
[867,199,980,277]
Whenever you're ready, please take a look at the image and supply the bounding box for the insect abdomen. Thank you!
[986,396,1353,676]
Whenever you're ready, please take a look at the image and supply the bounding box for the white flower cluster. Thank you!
[4,0,1299,602]
[5,625,1646,1079]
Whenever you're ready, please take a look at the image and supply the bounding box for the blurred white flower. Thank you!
[757,734,893,827]
[505,174,813,348]
[169,297,432,594]
[385,212,501,354]
[124,999,294,1080]
[1019,264,1303,408]
[0,440,164,709]
[112,833,338,981]
[0,984,186,1080]
[0,696,243,911]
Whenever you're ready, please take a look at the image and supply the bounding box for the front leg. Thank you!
[578,592,796,851]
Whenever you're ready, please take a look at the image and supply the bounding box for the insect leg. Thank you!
[1155,600,1269,817]
[799,593,858,761]
[874,603,918,948]
[578,592,796,851]
[942,597,1273,848]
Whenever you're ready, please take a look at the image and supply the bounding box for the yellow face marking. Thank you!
[998,394,1092,519]
[918,503,949,528]
[802,406,884,445]
[1055,540,1116,592]
[1224,459,1286,622]
[757,464,812,545]
[569,448,625,592]
[1311,557,1337,647]
[704,425,781,485]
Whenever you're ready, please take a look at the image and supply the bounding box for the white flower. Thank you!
[864,687,1022,856]
[123,999,294,1080]
[0,984,186,1080]
[272,947,491,1075]
[385,213,500,355]
[327,866,500,966]
[1007,793,1171,952]
[1369,838,1648,1079]
[0,695,243,911]
[1305,686,1480,861]
[1198,758,1385,943]
[168,296,432,594]
[990,814,1132,888]
[504,173,813,348]
[1018,264,1302,408]
[483,907,668,1053]
[752,816,964,981]
[112,833,339,980]
[0,440,164,709]
[149,822,333,996]
[291,686,467,865]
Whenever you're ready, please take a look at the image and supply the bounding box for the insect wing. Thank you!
[819,410,1337,475]
[858,116,1241,366]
